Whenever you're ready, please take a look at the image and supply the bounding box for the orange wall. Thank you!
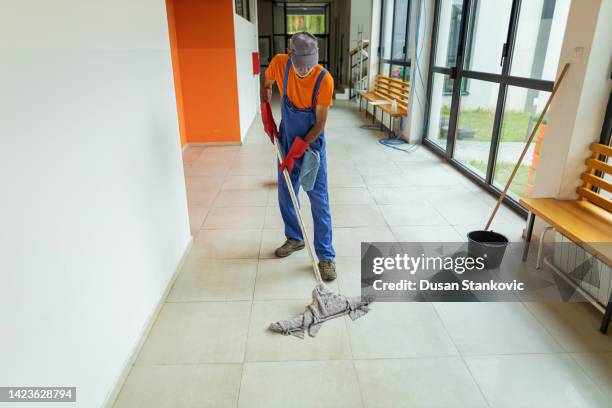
[166,0,241,146]
[165,0,186,147]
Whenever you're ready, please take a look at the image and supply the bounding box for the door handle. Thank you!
[500,43,508,67]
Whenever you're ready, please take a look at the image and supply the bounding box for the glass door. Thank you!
[424,0,570,208]
[285,4,330,66]
[379,0,412,81]
[492,0,570,200]
[452,0,513,176]
[425,0,465,153]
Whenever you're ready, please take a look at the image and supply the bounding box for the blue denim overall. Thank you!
[277,59,335,261]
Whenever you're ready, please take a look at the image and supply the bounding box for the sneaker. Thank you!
[275,239,305,258]
[318,260,337,281]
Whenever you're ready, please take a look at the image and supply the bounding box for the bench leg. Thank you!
[373,106,377,124]
[380,111,384,131]
[522,212,535,261]
[601,300,612,334]
[536,226,554,269]
[389,116,394,137]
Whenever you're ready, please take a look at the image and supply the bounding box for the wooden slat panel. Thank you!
[586,158,612,174]
[377,84,409,94]
[590,143,612,157]
[373,91,390,100]
[387,84,409,95]
[388,91,408,101]
[387,84,409,93]
[372,75,410,108]
[377,76,409,88]
[577,187,612,212]
[388,77,408,85]
[374,87,408,103]
[581,173,612,192]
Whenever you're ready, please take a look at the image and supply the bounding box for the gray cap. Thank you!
[289,32,319,68]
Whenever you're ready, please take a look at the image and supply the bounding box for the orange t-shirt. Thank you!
[265,54,334,109]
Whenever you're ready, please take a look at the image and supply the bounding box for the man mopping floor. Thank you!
[261,31,336,281]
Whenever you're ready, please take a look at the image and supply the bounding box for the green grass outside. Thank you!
[286,15,326,34]
[440,107,535,142]
[469,160,531,199]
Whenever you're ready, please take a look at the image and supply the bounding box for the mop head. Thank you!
[269,284,373,339]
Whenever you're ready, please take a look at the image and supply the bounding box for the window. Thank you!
[286,6,326,34]
[424,0,571,210]
[267,3,330,67]
[235,0,250,21]
[445,4,461,67]
[442,3,469,95]
[392,0,410,60]
[379,0,412,82]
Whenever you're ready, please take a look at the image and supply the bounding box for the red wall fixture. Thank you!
[252,52,260,75]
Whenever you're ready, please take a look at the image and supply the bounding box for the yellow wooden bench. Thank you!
[359,75,410,136]
[520,142,612,333]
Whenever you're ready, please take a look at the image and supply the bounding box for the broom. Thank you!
[483,63,570,230]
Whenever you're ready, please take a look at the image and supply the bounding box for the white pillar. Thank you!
[404,0,435,143]
[534,0,612,200]
[367,0,382,91]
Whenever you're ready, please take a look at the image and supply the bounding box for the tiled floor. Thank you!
[114,100,612,407]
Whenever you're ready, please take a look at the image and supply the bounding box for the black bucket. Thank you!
[467,230,509,269]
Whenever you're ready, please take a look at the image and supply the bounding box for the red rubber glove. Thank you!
[280,137,309,173]
[260,102,279,144]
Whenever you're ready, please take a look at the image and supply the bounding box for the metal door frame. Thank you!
[423,0,557,215]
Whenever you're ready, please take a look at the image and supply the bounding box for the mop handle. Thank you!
[484,62,570,230]
[274,139,323,284]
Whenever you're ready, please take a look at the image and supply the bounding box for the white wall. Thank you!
[234,0,260,140]
[368,0,382,91]
[534,0,612,202]
[350,0,373,48]
[0,1,191,407]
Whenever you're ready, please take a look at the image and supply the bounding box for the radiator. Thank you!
[552,232,612,305]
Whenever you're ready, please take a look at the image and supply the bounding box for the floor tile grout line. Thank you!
[132,352,592,368]
[344,312,367,408]
[235,230,261,408]
[350,357,367,408]
[566,352,612,401]
[519,301,573,354]
[429,302,493,408]
[182,147,205,165]
[234,363,245,408]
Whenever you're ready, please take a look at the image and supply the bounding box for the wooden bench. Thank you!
[359,75,410,136]
[520,143,612,333]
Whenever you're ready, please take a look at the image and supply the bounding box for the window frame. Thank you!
[268,2,331,67]
[378,0,412,82]
[422,0,568,215]
[235,0,250,21]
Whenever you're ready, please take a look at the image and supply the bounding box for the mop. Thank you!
[261,102,372,339]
